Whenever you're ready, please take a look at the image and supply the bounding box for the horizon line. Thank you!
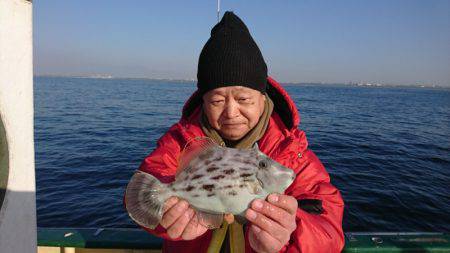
[33,74,450,89]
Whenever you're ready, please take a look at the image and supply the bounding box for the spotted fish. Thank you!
[125,138,295,229]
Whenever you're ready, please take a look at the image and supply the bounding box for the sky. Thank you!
[34,0,450,86]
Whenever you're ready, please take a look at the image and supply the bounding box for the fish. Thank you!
[125,137,295,229]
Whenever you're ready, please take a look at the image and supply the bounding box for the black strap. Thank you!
[298,199,323,215]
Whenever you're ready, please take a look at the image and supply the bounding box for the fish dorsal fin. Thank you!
[176,137,218,177]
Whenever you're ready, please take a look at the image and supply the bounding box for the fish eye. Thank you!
[258,160,268,169]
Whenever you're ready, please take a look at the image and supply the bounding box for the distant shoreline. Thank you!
[34,75,450,89]
[34,74,196,83]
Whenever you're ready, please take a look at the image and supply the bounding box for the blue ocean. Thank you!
[35,77,450,232]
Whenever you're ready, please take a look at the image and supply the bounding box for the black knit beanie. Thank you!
[197,11,267,95]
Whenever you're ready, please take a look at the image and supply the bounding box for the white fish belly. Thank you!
[185,194,227,213]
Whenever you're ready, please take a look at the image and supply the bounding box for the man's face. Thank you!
[202,86,266,141]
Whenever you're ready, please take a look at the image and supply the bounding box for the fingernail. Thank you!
[247,209,257,220]
[269,194,279,203]
[253,199,263,210]
[253,225,261,233]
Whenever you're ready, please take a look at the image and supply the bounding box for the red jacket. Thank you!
[134,77,344,252]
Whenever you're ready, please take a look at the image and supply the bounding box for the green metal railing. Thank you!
[37,228,450,252]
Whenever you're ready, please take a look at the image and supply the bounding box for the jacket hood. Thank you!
[181,76,300,130]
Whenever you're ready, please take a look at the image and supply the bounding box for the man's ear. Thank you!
[259,92,266,115]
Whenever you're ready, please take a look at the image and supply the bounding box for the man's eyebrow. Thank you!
[209,91,226,96]
[233,90,254,96]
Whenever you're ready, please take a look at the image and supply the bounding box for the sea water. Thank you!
[35,77,450,231]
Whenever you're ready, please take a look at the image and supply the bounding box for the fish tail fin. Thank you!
[125,171,169,229]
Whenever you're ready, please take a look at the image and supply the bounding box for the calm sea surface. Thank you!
[35,77,450,232]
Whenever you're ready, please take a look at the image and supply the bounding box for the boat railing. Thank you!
[37,227,450,252]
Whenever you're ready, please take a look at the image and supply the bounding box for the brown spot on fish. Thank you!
[243,179,253,182]
[191,174,204,180]
[240,173,253,178]
[185,166,200,174]
[228,190,238,196]
[223,169,235,175]
[202,184,215,191]
[185,185,195,192]
[223,185,233,189]
[192,194,200,198]
[207,166,219,172]
[207,193,215,197]
[204,160,212,165]
[213,156,223,162]
[211,175,225,180]
[239,184,245,188]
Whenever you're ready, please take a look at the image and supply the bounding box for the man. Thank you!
[126,11,344,253]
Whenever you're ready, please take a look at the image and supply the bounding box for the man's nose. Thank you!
[223,100,240,118]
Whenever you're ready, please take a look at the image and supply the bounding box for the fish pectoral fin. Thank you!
[247,181,263,195]
[196,210,224,229]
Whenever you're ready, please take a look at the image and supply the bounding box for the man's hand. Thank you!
[160,197,208,240]
[245,194,298,253]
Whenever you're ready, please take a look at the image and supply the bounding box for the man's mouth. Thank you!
[222,122,244,126]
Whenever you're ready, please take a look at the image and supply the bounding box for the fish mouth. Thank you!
[289,171,295,182]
